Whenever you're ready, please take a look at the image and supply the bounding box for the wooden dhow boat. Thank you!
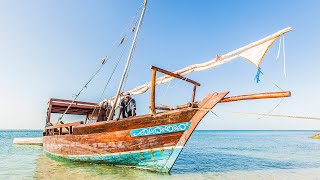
[43,0,293,173]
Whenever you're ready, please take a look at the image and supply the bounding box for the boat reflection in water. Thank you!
[33,153,168,179]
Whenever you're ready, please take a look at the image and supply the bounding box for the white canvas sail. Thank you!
[239,37,278,67]
[100,27,292,105]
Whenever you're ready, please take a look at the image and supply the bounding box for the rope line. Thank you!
[210,110,226,121]
[259,69,284,91]
[256,98,284,120]
[87,18,139,122]
[88,33,133,122]
[86,3,143,123]
[214,110,320,121]
[57,4,143,123]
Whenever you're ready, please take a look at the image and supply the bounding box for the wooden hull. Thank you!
[43,92,228,172]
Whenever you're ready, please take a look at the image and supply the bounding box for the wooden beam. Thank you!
[50,98,97,105]
[46,99,52,123]
[191,85,197,102]
[150,69,157,115]
[220,91,291,103]
[155,102,197,111]
[51,102,96,109]
[45,121,83,130]
[150,65,200,86]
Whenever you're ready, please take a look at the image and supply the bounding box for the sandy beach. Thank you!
[311,134,320,139]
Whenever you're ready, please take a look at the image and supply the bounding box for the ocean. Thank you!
[1,130,320,179]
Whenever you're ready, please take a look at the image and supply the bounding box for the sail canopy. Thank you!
[100,27,292,105]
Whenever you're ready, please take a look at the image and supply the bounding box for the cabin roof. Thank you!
[48,98,97,115]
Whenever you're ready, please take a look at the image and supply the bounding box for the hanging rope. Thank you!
[282,36,286,77]
[276,36,286,77]
[213,110,320,121]
[276,36,282,60]
[255,67,284,91]
[252,67,286,120]
[254,67,262,83]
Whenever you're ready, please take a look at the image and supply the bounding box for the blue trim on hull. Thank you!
[130,122,191,137]
[45,147,181,173]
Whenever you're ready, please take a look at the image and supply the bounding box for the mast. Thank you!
[107,0,148,121]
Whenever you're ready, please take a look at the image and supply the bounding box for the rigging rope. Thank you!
[122,12,141,93]
[57,63,104,123]
[213,110,320,121]
[57,4,143,123]
[252,68,286,120]
[210,110,226,121]
[258,68,284,91]
[87,4,143,123]
[255,98,284,120]
[88,24,136,122]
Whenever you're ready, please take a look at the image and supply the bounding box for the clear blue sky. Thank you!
[1,0,320,130]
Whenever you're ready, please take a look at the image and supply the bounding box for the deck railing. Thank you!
[44,121,83,136]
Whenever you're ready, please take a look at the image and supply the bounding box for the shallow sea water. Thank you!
[1,130,320,179]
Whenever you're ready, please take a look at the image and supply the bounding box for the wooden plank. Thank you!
[220,91,291,103]
[51,106,90,112]
[51,102,96,109]
[150,65,200,86]
[13,137,43,145]
[50,98,97,105]
[73,109,197,135]
[154,102,196,111]
[51,108,92,115]
[45,121,83,130]
[43,131,182,155]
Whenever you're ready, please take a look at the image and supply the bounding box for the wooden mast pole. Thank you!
[150,69,156,115]
[107,0,148,121]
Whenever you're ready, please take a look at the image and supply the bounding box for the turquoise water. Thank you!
[1,130,320,179]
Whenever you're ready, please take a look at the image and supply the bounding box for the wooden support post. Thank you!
[46,99,52,124]
[191,85,197,102]
[150,69,157,115]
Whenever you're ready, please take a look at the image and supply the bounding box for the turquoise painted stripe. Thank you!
[45,147,181,173]
[130,122,191,137]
